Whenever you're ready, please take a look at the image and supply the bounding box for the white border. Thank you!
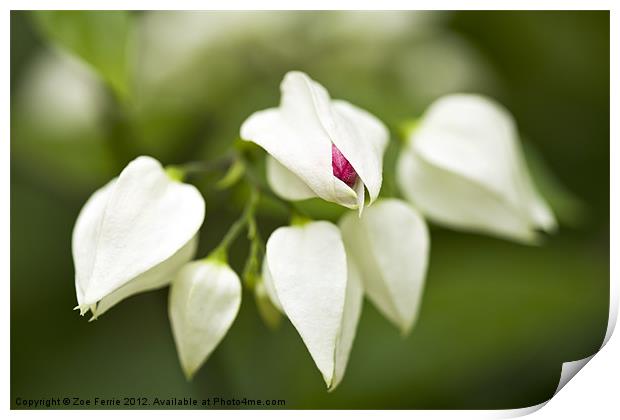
[3,2,617,419]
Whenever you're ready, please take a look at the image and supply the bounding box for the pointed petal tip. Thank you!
[507,226,551,246]
[323,374,336,392]
[399,321,414,338]
[523,229,555,247]
[356,194,364,218]
[327,373,347,392]
[87,304,99,321]
[75,304,90,316]
[542,215,559,234]
[383,311,416,338]
[182,365,197,381]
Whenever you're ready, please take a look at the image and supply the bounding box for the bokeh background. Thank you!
[10,11,609,409]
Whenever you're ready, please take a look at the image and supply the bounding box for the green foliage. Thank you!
[32,11,132,99]
[10,10,609,409]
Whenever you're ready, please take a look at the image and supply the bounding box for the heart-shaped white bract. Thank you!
[397,94,556,243]
[168,259,242,379]
[340,199,429,334]
[240,71,389,213]
[72,156,205,319]
[264,221,363,390]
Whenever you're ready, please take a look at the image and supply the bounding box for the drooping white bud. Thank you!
[340,199,429,334]
[264,221,362,389]
[397,94,556,243]
[72,156,205,319]
[168,258,242,379]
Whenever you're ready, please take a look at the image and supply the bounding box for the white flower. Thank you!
[72,156,205,319]
[168,258,242,379]
[240,71,389,212]
[263,221,363,390]
[340,199,429,334]
[397,94,556,243]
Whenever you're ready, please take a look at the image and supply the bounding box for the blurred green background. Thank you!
[10,11,609,409]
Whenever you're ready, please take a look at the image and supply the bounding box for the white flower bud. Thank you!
[72,156,205,319]
[340,199,429,334]
[241,71,389,212]
[264,221,362,389]
[168,259,242,379]
[397,94,556,243]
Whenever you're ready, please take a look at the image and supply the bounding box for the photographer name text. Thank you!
[14,396,286,408]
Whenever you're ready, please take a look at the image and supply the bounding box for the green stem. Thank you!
[164,153,236,184]
[208,187,260,262]
[241,227,264,290]
[238,152,308,217]
[290,211,312,226]
[396,118,420,144]
[171,153,236,181]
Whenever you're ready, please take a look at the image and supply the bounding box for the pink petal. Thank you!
[332,144,358,187]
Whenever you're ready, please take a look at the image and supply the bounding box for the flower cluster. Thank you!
[72,71,556,387]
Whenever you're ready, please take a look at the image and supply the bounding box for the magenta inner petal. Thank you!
[331,144,358,188]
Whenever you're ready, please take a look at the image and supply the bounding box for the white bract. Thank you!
[168,259,242,379]
[263,221,362,390]
[340,199,429,334]
[397,94,556,243]
[241,71,389,212]
[72,156,205,319]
